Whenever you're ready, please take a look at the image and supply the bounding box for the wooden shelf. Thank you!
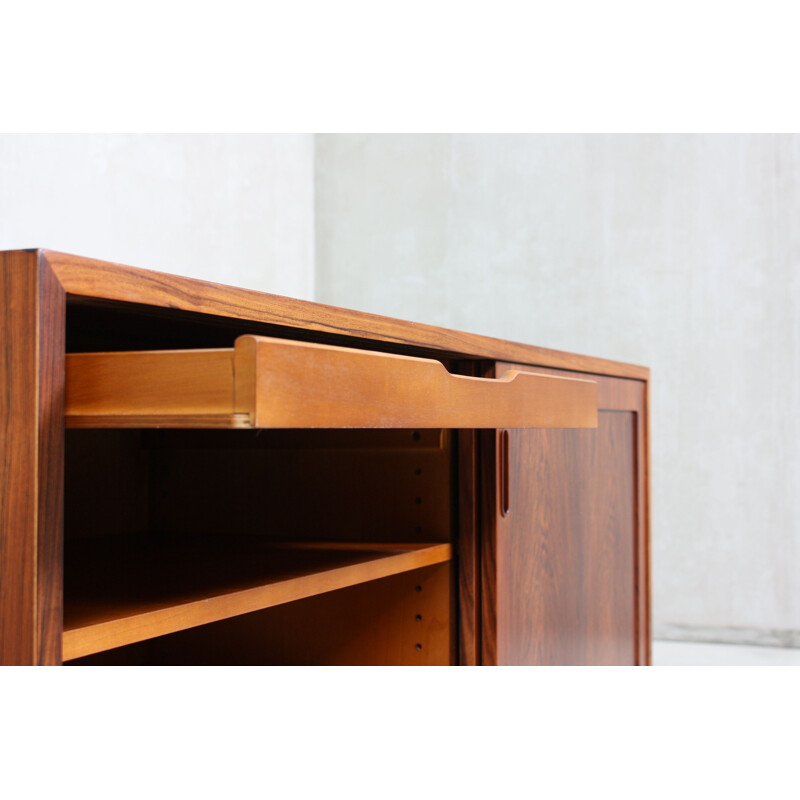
[63,537,452,661]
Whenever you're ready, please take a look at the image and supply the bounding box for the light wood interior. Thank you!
[64,427,455,664]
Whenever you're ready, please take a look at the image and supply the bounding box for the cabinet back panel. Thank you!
[65,429,452,544]
[65,430,150,540]
[152,430,451,543]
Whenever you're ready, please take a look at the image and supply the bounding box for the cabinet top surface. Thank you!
[9,249,648,380]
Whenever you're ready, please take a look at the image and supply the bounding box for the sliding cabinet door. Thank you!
[481,367,649,666]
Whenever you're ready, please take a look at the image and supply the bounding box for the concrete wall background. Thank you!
[0,134,315,298]
[315,133,800,646]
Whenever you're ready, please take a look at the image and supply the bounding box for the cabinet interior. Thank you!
[64,426,455,665]
[62,297,459,665]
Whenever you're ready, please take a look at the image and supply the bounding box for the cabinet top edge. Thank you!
[9,249,649,381]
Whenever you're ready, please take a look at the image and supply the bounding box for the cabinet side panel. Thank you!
[0,254,37,664]
[0,252,65,665]
[36,264,66,665]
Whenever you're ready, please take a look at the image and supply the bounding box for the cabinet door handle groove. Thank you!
[500,429,510,517]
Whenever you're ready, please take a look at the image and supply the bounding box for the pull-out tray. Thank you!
[65,335,598,428]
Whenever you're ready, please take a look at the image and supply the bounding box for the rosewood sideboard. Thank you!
[0,249,650,665]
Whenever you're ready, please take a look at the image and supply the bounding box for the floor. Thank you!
[653,639,800,665]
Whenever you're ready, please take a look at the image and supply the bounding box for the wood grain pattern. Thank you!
[539,369,652,665]
[531,366,651,663]
[42,250,649,380]
[65,335,599,429]
[63,538,452,660]
[0,251,64,665]
[482,363,646,665]
[488,420,636,665]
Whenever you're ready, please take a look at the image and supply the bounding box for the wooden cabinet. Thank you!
[0,249,650,666]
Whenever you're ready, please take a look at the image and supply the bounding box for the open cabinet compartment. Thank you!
[63,427,456,665]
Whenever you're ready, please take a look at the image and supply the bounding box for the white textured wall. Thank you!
[315,134,800,647]
[0,134,314,298]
